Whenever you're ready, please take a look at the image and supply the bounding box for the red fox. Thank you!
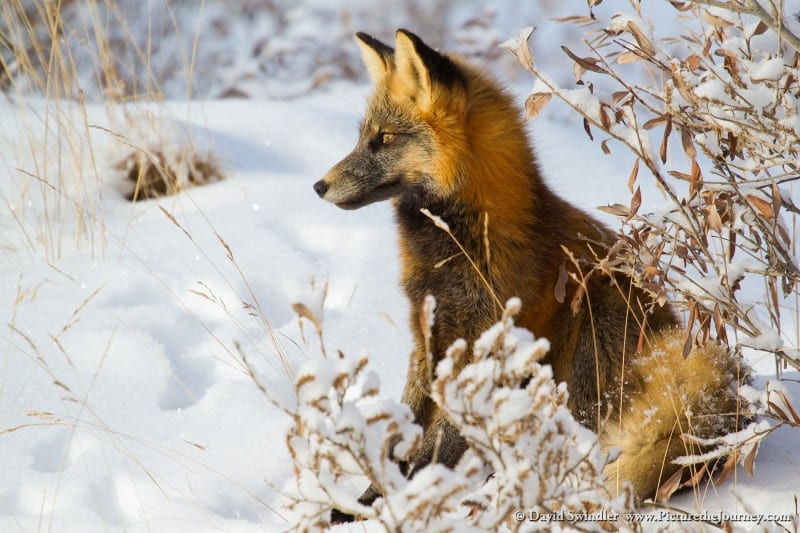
[315,29,745,517]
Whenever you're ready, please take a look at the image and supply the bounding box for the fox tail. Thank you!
[601,331,747,499]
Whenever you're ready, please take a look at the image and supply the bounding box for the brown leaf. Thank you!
[525,92,552,120]
[683,462,709,488]
[690,158,702,197]
[682,327,694,357]
[777,223,791,246]
[772,182,782,219]
[775,389,800,424]
[681,127,697,159]
[555,262,569,303]
[612,90,631,103]
[516,27,535,70]
[597,203,630,217]
[706,205,723,233]
[694,316,709,345]
[716,453,738,485]
[712,303,725,339]
[669,1,691,12]
[551,15,595,23]
[616,50,642,64]
[660,116,672,163]
[573,61,586,82]
[599,105,611,129]
[701,9,733,27]
[726,131,738,160]
[643,114,669,130]
[768,399,791,422]
[747,194,774,219]
[627,159,639,193]
[723,53,740,83]
[718,318,728,344]
[516,48,534,73]
[691,158,701,180]
[668,170,692,181]
[685,54,702,71]
[643,265,659,280]
[683,304,696,358]
[672,69,696,103]
[784,73,796,96]
[601,139,612,154]
[583,117,593,140]
[626,186,642,222]
[749,20,769,37]
[501,27,535,71]
[743,443,759,476]
[655,466,684,501]
[561,46,606,73]
[769,275,780,321]
[703,37,712,57]
[627,20,656,56]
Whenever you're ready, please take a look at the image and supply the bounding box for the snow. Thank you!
[1,3,800,532]
[2,84,799,530]
[750,57,785,82]
[2,85,796,531]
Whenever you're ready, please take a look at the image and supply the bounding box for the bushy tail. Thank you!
[600,331,747,500]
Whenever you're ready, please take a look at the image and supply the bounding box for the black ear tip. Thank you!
[394,28,465,88]
[396,28,419,42]
[355,32,394,56]
[396,29,433,56]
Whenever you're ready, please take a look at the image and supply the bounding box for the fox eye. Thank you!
[381,132,395,145]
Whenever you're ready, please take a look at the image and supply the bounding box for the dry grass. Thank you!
[117,148,224,201]
[0,0,224,258]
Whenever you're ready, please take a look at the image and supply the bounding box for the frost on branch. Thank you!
[433,299,635,532]
[284,300,635,531]
[677,379,800,482]
[283,352,423,530]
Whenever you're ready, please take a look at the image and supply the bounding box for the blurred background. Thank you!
[1,0,581,101]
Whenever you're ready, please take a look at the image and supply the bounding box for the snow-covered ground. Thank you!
[1,82,798,531]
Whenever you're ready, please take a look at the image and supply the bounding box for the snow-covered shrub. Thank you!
[284,299,636,531]
[503,0,800,475]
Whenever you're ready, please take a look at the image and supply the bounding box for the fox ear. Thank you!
[394,29,463,106]
[355,32,394,85]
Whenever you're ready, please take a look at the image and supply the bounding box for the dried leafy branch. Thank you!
[503,0,800,372]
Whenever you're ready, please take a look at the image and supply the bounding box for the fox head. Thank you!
[314,29,471,210]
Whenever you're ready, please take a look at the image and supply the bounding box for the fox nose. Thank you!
[313,180,328,197]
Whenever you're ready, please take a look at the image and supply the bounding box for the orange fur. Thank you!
[318,30,746,514]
